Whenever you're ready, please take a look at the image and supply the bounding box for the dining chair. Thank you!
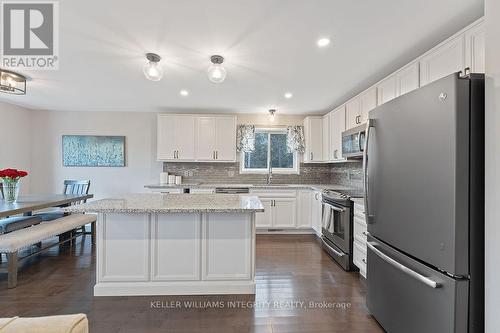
[35,180,91,223]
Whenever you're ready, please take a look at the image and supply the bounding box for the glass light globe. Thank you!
[207,63,227,83]
[143,61,163,81]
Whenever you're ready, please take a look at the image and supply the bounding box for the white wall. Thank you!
[30,111,163,199]
[484,0,500,331]
[0,107,304,199]
[0,102,33,194]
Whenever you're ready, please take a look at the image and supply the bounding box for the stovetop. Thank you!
[322,189,363,206]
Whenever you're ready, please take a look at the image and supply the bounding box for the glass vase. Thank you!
[1,180,20,203]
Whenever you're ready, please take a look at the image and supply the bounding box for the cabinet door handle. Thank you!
[216,151,218,160]
[310,152,313,161]
[362,258,367,264]
[334,149,338,159]
[213,151,215,160]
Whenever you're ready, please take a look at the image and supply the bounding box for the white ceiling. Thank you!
[1,0,483,114]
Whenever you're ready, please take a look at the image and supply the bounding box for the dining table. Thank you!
[0,194,93,218]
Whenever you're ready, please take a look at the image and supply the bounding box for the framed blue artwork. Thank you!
[62,135,126,167]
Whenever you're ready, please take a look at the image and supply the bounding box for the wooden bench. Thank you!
[0,214,97,288]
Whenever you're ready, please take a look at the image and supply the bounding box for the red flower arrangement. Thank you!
[0,168,29,180]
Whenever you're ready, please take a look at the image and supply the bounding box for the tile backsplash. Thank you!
[163,161,363,189]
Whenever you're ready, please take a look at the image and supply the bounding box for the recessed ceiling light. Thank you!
[284,92,293,99]
[180,89,189,97]
[317,38,330,48]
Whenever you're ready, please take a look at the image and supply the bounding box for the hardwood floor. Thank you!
[0,234,383,333]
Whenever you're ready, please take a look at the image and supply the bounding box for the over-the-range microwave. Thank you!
[342,123,366,159]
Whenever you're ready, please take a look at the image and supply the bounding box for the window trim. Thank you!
[239,128,300,175]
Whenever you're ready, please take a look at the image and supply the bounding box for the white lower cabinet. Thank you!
[297,190,312,229]
[273,198,297,228]
[255,198,273,228]
[253,190,316,231]
[352,201,367,278]
[311,191,322,236]
[253,191,297,229]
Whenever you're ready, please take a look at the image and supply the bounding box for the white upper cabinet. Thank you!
[158,114,235,162]
[465,21,485,73]
[347,87,376,130]
[377,62,420,107]
[196,116,236,161]
[215,116,237,161]
[360,87,377,118]
[322,114,330,162]
[329,105,346,161]
[196,117,217,160]
[346,97,361,130]
[157,115,178,160]
[419,35,466,86]
[397,62,420,96]
[377,75,397,105]
[303,116,323,162]
[157,114,196,161]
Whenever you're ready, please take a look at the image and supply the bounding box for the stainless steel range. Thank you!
[321,189,361,271]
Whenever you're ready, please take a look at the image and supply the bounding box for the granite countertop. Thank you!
[63,193,264,214]
[144,183,354,192]
[351,197,365,206]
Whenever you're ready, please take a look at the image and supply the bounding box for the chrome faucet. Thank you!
[267,165,273,184]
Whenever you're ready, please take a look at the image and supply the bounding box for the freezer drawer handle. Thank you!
[367,242,441,289]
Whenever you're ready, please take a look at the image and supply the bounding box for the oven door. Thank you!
[321,201,351,254]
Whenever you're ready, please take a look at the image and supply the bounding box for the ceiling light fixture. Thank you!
[317,37,331,48]
[269,109,276,121]
[180,89,189,97]
[284,92,293,99]
[0,69,26,95]
[143,53,163,81]
[207,55,227,83]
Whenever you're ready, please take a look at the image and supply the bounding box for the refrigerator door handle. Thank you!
[363,119,373,223]
[367,242,441,289]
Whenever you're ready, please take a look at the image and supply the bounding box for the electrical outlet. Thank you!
[184,170,190,177]
[228,170,235,177]
[188,170,194,177]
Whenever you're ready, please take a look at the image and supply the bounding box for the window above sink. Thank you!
[240,128,299,175]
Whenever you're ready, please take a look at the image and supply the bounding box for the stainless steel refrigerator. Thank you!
[364,72,484,333]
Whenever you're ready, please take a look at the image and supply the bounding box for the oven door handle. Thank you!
[323,201,346,213]
[322,238,346,257]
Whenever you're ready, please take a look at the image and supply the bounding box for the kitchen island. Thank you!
[64,193,263,296]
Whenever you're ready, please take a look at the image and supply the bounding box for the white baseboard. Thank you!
[94,281,256,296]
